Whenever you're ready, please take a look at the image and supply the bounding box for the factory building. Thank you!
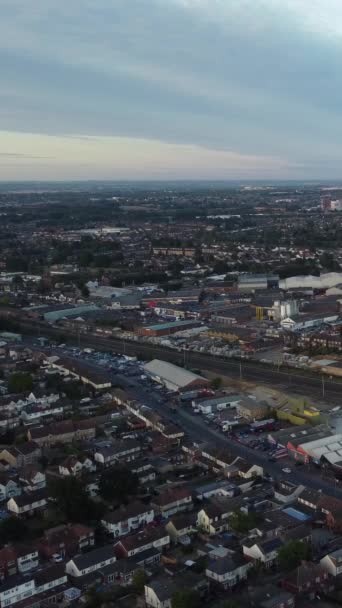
[238,274,279,292]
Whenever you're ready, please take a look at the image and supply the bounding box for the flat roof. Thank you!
[146,320,200,330]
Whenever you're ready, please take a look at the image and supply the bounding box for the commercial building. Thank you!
[143,359,209,392]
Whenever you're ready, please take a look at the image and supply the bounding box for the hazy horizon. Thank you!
[2,1,342,181]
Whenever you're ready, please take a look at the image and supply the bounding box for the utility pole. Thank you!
[322,374,325,398]
[239,360,242,380]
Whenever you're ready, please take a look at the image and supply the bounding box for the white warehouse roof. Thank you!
[298,433,342,463]
[143,359,208,391]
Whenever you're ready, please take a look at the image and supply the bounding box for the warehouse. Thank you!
[268,424,330,449]
[138,319,202,337]
[143,359,209,392]
[42,304,100,322]
[48,356,112,391]
[287,429,339,464]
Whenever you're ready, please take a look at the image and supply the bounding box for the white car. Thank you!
[282,467,292,474]
[51,554,63,563]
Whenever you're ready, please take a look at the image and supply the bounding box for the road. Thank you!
[17,319,342,402]
[114,373,342,500]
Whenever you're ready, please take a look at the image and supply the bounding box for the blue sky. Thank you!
[1,0,342,180]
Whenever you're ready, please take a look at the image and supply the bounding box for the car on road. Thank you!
[282,467,292,474]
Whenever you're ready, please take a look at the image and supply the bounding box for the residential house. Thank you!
[0,475,21,502]
[0,573,35,608]
[65,545,116,578]
[27,419,96,448]
[233,457,264,479]
[144,578,176,608]
[7,489,48,517]
[39,523,94,559]
[297,488,322,512]
[126,461,156,485]
[58,455,95,477]
[282,562,331,597]
[205,554,251,589]
[318,495,342,531]
[114,527,170,558]
[94,440,141,466]
[0,442,41,468]
[101,501,154,538]
[19,466,46,492]
[20,403,64,424]
[0,564,68,608]
[249,585,295,608]
[34,563,67,596]
[274,481,305,504]
[0,548,18,580]
[74,419,97,441]
[197,497,237,535]
[243,538,283,568]
[165,513,196,544]
[16,547,39,574]
[321,548,342,577]
[145,574,208,608]
[28,421,75,447]
[151,487,193,519]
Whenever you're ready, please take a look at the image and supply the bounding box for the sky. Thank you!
[1,0,342,181]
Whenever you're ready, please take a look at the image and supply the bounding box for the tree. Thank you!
[172,589,201,608]
[99,465,139,503]
[229,511,258,533]
[132,569,147,593]
[0,517,28,543]
[49,477,104,523]
[213,602,240,608]
[81,284,90,298]
[8,372,33,394]
[278,540,311,571]
[210,377,222,390]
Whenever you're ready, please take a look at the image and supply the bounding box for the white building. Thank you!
[65,545,116,577]
[101,502,154,537]
[321,548,342,576]
[0,477,21,503]
[143,359,208,392]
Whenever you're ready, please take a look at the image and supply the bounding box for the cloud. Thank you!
[0,1,342,178]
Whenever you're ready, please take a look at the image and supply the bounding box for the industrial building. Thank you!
[143,359,209,392]
[238,274,279,292]
[287,433,342,467]
[138,320,202,337]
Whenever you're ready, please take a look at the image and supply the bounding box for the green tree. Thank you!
[0,517,28,543]
[132,568,147,593]
[99,465,139,503]
[8,372,33,393]
[49,477,104,523]
[228,511,258,533]
[213,602,240,608]
[278,540,311,571]
[81,284,90,298]
[210,377,222,390]
[172,589,201,608]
